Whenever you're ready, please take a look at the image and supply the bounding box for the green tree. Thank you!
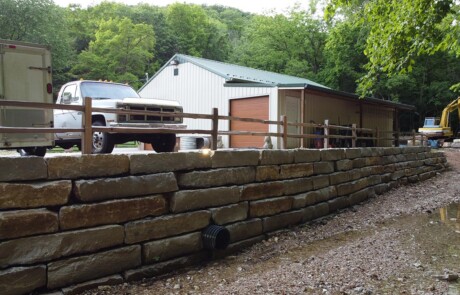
[72,17,155,88]
[232,7,327,80]
[0,0,74,88]
[326,0,460,95]
[166,3,229,60]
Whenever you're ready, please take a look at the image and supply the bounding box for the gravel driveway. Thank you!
[82,149,460,295]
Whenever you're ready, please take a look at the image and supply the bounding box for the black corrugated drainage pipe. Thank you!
[202,225,230,250]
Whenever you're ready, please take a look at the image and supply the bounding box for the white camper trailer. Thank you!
[0,39,53,156]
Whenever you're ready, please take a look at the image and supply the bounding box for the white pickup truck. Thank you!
[54,80,184,153]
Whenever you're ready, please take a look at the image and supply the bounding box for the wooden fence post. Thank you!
[395,130,400,147]
[281,115,288,149]
[352,123,357,148]
[412,129,416,146]
[211,108,218,150]
[323,119,329,149]
[375,127,380,147]
[81,97,92,154]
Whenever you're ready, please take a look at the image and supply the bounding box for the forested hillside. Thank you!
[0,0,458,125]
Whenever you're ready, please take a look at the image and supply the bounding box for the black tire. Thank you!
[92,121,114,154]
[151,134,176,153]
[17,146,47,157]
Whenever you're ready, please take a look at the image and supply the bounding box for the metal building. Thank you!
[139,54,414,149]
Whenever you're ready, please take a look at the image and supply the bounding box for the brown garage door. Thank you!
[230,96,269,148]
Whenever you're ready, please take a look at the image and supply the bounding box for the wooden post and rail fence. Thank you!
[0,98,427,154]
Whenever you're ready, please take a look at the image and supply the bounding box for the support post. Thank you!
[82,97,92,154]
[211,108,218,150]
[281,115,288,149]
[412,129,416,146]
[323,119,329,149]
[352,123,357,148]
[300,88,305,148]
[375,127,380,147]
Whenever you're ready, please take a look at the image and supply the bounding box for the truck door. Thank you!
[54,83,82,139]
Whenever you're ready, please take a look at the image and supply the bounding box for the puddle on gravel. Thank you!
[275,203,460,293]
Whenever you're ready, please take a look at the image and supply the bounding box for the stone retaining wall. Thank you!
[0,147,446,295]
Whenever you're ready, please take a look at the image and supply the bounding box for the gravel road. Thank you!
[82,149,460,295]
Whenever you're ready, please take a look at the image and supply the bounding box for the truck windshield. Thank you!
[80,82,140,100]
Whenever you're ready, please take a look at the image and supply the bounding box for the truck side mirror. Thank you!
[61,92,72,104]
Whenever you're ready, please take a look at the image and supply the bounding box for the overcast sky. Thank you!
[54,0,308,14]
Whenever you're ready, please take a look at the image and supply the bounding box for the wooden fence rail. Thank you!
[0,98,426,154]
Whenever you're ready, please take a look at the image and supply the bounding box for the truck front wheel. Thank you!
[92,121,115,154]
[150,134,176,153]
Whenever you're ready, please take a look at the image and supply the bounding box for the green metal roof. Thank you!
[171,54,329,88]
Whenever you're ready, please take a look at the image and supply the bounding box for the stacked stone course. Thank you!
[0,147,446,294]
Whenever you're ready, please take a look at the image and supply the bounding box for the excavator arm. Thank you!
[439,97,460,128]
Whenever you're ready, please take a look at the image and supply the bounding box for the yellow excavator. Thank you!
[418,97,460,146]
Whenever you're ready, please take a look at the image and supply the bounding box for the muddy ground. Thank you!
[82,149,460,295]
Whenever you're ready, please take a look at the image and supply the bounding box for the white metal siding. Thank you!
[139,62,279,148]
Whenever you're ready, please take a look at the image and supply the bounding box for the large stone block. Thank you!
[329,171,351,185]
[226,219,263,243]
[313,162,334,175]
[130,152,212,175]
[311,202,330,219]
[249,196,292,217]
[374,183,390,195]
[383,147,401,155]
[0,209,58,240]
[0,225,124,268]
[260,150,294,165]
[314,186,337,203]
[124,211,210,244]
[311,175,330,190]
[280,163,314,179]
[177,167,255,188]
[283,178,314,195]
[74,173,177,202]
[344,149,362,159]
[0,157,47,182]
[47,155,130,179]
[348,188,374,205]
[211,202,248,225]
[291,191,316,209]
[0,266,46,295]
[336,178,369,196]
[256,166,280,182]
[320,149,345,161]
[124,252,208,282]
[336,159,353,171]
[328,197,350,212]
[60,196,167,230]
[366,157,382,166]
[47,245,141,289]
[262,210,303,232]
[61,275,123,295]
[143,232,202,264]
[0,180,71,209]
[294,149,321,163]
[170,186,240,213]
[211,150,260,168]
[241,181,284,201]
[352,158,367,168]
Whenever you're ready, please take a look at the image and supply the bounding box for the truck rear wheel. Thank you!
[151,134,176,153]
[17,147,47,157]
[92,121,115,154]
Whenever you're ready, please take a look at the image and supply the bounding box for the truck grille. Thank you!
[119,105,182,123]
